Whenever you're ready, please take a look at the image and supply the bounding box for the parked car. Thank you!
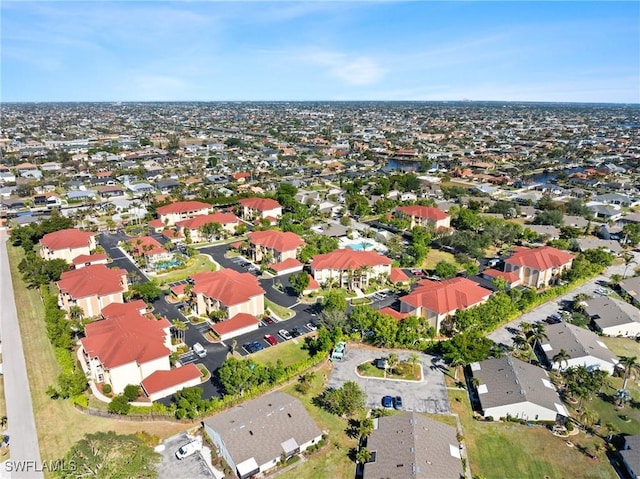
[393,396,403,410]
[264,334,278,346]
[192,343,206,358]
[264,316,276,325]
[175,440,201,460]
[278,329,292,340]
[291,327,304,338]
[382,395,393,408]
[306,322,318,331]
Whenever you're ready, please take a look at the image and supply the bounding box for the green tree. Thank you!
[318,381,366,416]
[435,261,458,279]
[619,356,640,390]
[290,272,311,296]
[552,348,571,370]
[355,447,372,464]
[386,352,399,375]
[56,431,160,479]
[107,395,131,415]
[217,358,262,396]
[123,384,141,402]
[322,289,348,312]
[130,281,162,303]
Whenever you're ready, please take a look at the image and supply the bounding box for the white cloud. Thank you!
[304,50,385,86]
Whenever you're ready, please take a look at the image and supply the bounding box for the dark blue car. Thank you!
[382,395,393,408]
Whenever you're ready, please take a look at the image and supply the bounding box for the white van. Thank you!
[193,343,206,358]
[175,440,201,460]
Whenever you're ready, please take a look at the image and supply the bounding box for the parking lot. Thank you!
[238,321,320,356]
[327,346,450,414]
[157,433,215,479]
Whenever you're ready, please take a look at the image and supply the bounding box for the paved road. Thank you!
[488,251,640,347]
[0,228,43,478]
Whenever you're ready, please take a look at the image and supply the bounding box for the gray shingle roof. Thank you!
[584,296,640,329]
[203,391,321,468]
[364,412,462,479]
[471,357,563,413]
[620,276,640,299]
[621,435,640,478]
[539,322,618,366]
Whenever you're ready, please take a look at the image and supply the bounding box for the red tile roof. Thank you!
[72,253,108,266]
[379,307,409,321]
[249,230,304,252]
[101,300,148,317]
[270,257,303,272]
[389,267,410,283]
[211,313,259,336]
[311,249,392,271]
[81,302,170,368]
[239,197,281,211]
[306,276,321,291]
[401,277,491,314]
[396,205,449,221]
[148,219,164,229]
[128,236,167,256]
[57,264,127,299]
[505,246,574,271]
[191,269,265,306]
[157,201,211,216]
[483,268,520,284]
[141,363,201,396]
[232,172,251,180]
[161,229,182,239]
[176,212,239,230]
[40,228,95,251]
[170,283,187,296]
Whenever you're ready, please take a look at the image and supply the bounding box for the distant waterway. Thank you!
[385,158,428,172]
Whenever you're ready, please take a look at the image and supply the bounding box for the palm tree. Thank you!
[605,422,618,442]
[409,353,420,375]
[527,323,548,363]
[387,353,399,376]
[450,355,467,381]
[579,408,598,429]
[356,447,372,464]
[619,356,640,390]
[552,349,571,371]
[622,252,636,279]
[519,321,534,336]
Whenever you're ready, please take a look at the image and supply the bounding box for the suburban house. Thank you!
[57,264,128,317]
[480,268,522,289]
[127,236,173,270]
[202,391,322,479]
[620,435,640,479]
[156,200,212,226]
[363,412,463,479]
[539,321,618,374]
[247,230,304,264]
[39,228,96,263]
[619,276,640,308]
[470,356,569,422]
[211,313,260,341]
[399,277,492,332]
[72,253,108,269]
[175,212,240,242]
[310,249,392,290]
[583,296,640,338]
[79,301,196,397]
[503,246,574,288]
[191,269,265,319]
[395,205,451,229]
[141,363,202,401]
[238,197,283,222]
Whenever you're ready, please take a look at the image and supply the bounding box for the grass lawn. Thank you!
[265,298,295,320]
[252,340,311,368]
[154,254,216,286]
[599,336,640,359]
[420,249,462,271]
[7,244,193,461]
[449,389,615,479]
[278,362,357,479]
[356,360,422,381]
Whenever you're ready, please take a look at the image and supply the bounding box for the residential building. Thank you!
[620,435,640,479]
[72,253,108,269]
[247,230,304,264]
[127,236,173,269]
[39,228,96,263]
[156,200,212,226]
[363,412,463,479]
[399,277,492,332]
[141,363,202,401]
[176,212,240,242]
[619,276,640,308]
[80,301,175,395]
[57,264,128,317]
[470,356,569,422]
[238,197,282,222]
[539,322,618,374]
[583,296,640,338]
[395,205,451,229]
[211,313,260,341]
[310,249,392,290]
[202,391,322,479]
[503,246,574,288]
[191,269,265,318]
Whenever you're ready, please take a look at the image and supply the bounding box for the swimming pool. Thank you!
[346,241,374,251]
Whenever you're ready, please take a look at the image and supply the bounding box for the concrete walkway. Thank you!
[0,228,43,478]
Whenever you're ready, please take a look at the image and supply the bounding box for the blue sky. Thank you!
[2,1,638,103]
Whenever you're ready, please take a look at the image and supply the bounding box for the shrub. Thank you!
[123,384,141,402]
[72,394,88,407]
[101,384,112,395]
[108,395,131,415]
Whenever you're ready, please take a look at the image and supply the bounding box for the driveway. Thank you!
[0,228,43,478]
[327,346,450,414]
[157,433,214,479]
[488,251,640,347]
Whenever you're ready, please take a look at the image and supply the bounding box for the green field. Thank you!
[356,360,422,381]
[265,298,295,319]
[7,244,192,461]
[600,336,640,359]
[420,249,462,271]
[252,339,311,368]
[449,388,615,479]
